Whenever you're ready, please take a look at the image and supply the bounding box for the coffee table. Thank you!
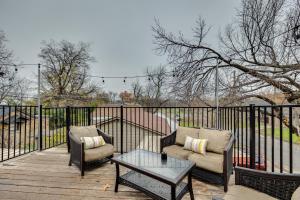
[111,149,195,200]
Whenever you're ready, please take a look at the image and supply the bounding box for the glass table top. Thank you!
[112,149,195,184]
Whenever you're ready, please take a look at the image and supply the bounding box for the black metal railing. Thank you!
[0,105,67,161]
[1,104,299,174]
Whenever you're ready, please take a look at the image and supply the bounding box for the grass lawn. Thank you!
[263,127,300,144]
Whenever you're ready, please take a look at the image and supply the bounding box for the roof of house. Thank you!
[0,106,32,123]
[92,107,173,135]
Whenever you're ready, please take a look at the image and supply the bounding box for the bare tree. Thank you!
[0,30,23,104]
[129,66,170,108]
[107,91,118,103]
[39,40,97,106]
[153,0,300,105]
[131,80,144,104]
[144,66,169,108]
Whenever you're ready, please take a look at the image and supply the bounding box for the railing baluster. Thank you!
[279,106,283,173]
[13,106,16,157]
[246,106,248,168]
[32,107,35,151]
[271,106,275,172]
[237,107,240,166]
[258,107,261,169]
[8,106,11,159]
[233,107,236,166]
[264,107,267,171]
[1,106,4,161]
[24,106,27,153]
[249,104,256,169]
[120,105,123,154]
[241,107,244,167]
[289,107,293,173]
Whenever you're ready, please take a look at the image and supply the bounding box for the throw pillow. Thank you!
[81,136,106,149]
[184,136,207,155]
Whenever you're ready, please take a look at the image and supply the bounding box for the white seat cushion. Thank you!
[188,152,223,173]
[163,145,193,160]
[84,144,114,162]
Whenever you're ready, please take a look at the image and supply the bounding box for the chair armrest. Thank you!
[160,131,176,153]
[223,135,234,180]
[97,129,113,145]
[235,166,300,200]
[224,134,235,152]
[69,133,84,164]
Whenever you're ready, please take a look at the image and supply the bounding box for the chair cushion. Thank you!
[223,185,276,200]
[188,152,223,173]
[199,128,231,154]
[183,136,207,155]
[175,126,200,146]
[292,186,300,200]
[81,136,106,149]
[84,144,114,162]
[70,125,98,141]
[163,145,193,160]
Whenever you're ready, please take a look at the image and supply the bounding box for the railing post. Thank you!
[66,106,71,153]
[120,105,123,154]
[249,104,256,169]
[39,105,43,151]
[87,107,91,126]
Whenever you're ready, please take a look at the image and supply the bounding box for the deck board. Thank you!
[0,145,229,200]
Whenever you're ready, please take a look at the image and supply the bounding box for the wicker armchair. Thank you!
[68,126,114,176]
[234,167,300,200]
[160,128,234,192]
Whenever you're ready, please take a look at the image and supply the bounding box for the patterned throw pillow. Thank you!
[183,136,207,155]
[80,136,106,149]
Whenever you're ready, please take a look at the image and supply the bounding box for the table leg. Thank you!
[171,185,176,200]
[114,163,119,192]
[188,172,194,200]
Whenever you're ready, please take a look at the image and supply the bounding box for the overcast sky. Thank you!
[0,0,240,94]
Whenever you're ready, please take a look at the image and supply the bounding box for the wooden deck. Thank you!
[0,145,231,200]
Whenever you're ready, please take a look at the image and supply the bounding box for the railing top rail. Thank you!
[1,104,300,109]
[0,105,38,107]
[255,104,300,108]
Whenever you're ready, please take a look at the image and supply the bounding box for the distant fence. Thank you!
[1,104,299,174]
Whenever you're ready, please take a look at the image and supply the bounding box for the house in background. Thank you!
[0,107,32,131]
[92,106,175,152]
[0,107,37,149]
